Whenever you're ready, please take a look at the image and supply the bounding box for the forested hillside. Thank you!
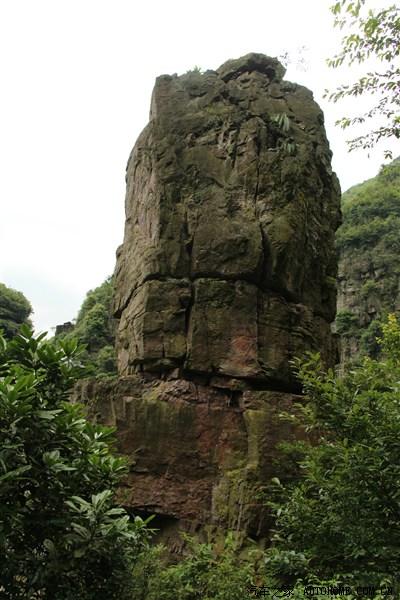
[336,158,400,362]
[55,276,117,377]
[0,284,33,339]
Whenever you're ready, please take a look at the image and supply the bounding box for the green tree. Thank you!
[335,308,359,338]
[57,276,117,377]
[132,533,265,600]
[0,284,33,339]
[326,0,400,157]
[265,314,400,589]
[335,158,400,361]
[0,326,151,599]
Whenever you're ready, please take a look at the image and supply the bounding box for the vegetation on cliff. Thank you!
[131,533,266,600]
[0,327,150,598]
[56,276,117,377]
[0,283,33,340]
[264,315,400,590]
[335,157,400,360]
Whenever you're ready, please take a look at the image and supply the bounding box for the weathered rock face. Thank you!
[114,53,341,386]
[77,54,341,544]
[73,376,300,538]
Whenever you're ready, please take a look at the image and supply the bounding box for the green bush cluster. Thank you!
[131,533,266,600]
[264,315,400,593]
[0,284,33,340]
[336,159,400,253]
[0,326,151,598]
[335,308,360,338]
[335,158,400,359]
[56,276,117,378]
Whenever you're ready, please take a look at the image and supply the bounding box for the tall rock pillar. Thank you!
[73,54,343,539]
[114,53,341,388]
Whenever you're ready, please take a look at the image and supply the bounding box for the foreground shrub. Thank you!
[265,315,400,590]
[0,326,151,599]
[132,532,266,600]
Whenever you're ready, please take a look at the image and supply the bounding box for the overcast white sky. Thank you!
[0,0,398,334]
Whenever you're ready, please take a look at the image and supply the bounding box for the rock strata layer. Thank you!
[114,53,341,386]
[73,376,300,538]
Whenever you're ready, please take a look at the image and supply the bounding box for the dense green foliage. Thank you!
[264,315,400,591]
[57,276,117,377]
[0,326,150,599]
[335,158,400,359]
[326,0,400,157]
[131,533,267,600]
[0,284,33,340]
[336,159,400,252]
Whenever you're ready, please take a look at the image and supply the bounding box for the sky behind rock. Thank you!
[0,0,397,333]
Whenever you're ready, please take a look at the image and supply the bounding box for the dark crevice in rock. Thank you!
[245,375,302,395]
[141,273,180,284]
[113,284,136,320]
[184,283,194,337]
[189,272,258,285]
[253,126,261,209]
[174,365,301,395]
[263,282,301,306]
[259,226,271,285]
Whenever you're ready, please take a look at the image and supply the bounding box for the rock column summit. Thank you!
[114,53,341,389]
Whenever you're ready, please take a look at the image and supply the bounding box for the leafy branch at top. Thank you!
[325,0,400,159]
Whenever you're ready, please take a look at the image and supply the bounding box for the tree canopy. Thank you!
[56,276,117,377]
[335,157,400,359]
[0,326,150,598]
[326,0,400,157]
[265,314,400,590]
[0,284,33,339]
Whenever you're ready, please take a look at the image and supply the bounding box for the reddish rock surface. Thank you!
[73,376,299,537]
